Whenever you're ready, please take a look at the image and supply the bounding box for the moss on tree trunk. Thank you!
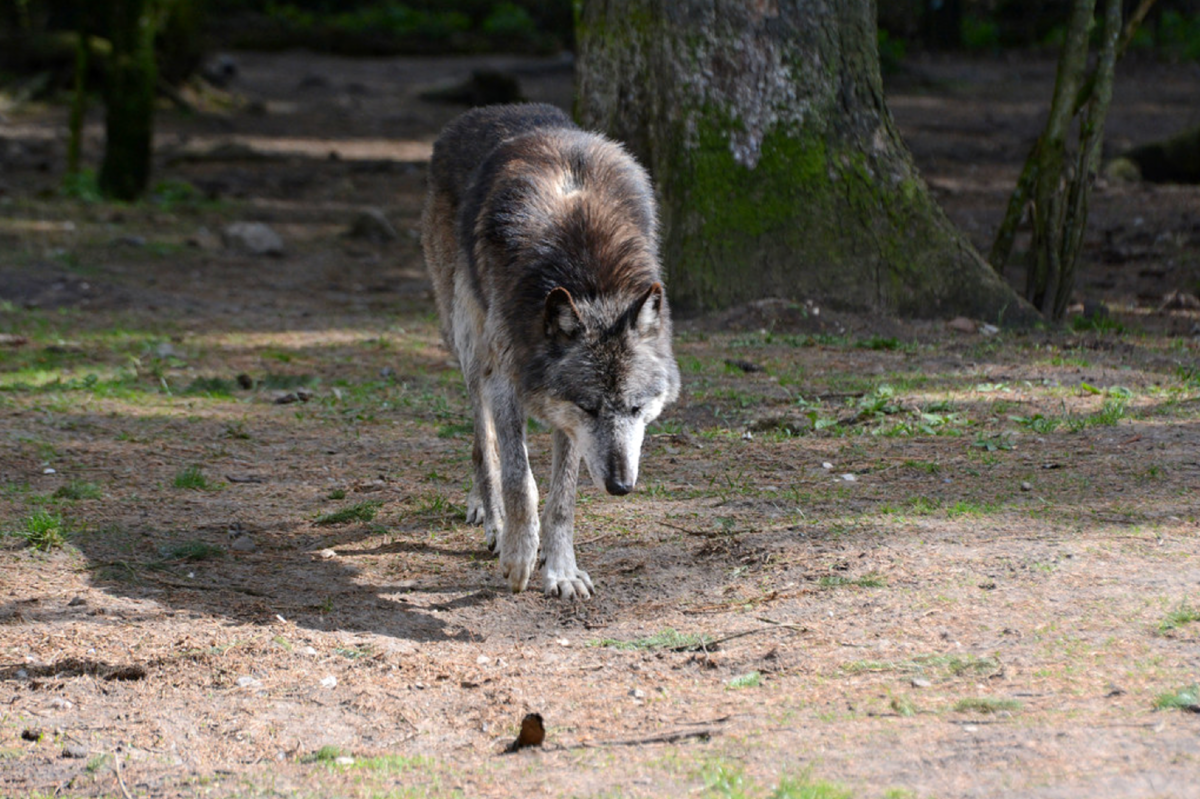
[576,0,1033,322]
[99,0,157,201]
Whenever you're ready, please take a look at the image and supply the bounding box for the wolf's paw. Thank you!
[485,522,502,554]
[500,552,536,593]
[543,567,593,601]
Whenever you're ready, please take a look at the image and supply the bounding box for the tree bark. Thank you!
[99,0,157,201]
[576,0,1033,322]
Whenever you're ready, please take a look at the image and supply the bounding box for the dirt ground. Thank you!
[1,49,1199,799]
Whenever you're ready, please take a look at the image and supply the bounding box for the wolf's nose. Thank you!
[605,477,633,496]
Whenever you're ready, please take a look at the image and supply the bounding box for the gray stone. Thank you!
[222,222,284,256]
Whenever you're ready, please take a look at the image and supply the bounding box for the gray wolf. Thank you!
[421,103,680,600]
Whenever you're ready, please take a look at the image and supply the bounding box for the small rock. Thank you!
[344,208,398,243]
[840,473,857,482]
[236,676,262,689]
[68,596,87,607]
[229,535,256,553]
[822,462,833,470]
[629,688,646,701]
[947,316,978,334]
[1020,481,1033,492]
[48,697,73,709]
[556,638,571,647]
[334,756,355,766]
[318,549,336,560]
[221,222,284,256]
[42,467,56,475]
[303,646,318,656]
[477,655,491,665]
[1159,290,1200,312]
[911,678,932,689]
[979,323,1000,336]
[320,675,338,689]
[62,743,88,759]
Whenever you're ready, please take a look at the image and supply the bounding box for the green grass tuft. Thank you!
[726,671,762,689]
[315,500,382,526]
[158,541,225,562]
[1159,602,1200,633]
[953,696,1021,714]
[590,628,713,651]
[1153,684,1199,711]
[174,465,218,491]
[8,510,69,551]
[53,480,103,500]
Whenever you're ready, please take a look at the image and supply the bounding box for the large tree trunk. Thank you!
[99,0,157,201]
[576,0,1033,321]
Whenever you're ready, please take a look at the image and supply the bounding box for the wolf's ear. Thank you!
[631,283,665,337]
[544,287,582,341]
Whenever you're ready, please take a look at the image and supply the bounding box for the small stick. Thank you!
[113,750,134,799]
[575,728,717,748]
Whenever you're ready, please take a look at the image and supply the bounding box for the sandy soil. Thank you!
[1,49,1198,799]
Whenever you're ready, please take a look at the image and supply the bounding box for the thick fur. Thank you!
[421,103,680,599]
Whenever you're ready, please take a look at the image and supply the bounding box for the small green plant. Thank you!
[726,671,762,689]
[326,488,347,500]
[953,697,1021,714]
[301,745,343,764]
[591,628,713,651]
[315,500,382,526]
[53,480,103,500]
[174,465,217,491]
[1159,602,1200,634]
[9,510,68,551]
[158,541,225,562]
[1070,313,1125,334]
[1153,684,1199,711]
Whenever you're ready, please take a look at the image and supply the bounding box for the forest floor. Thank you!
[1,50,1199,799]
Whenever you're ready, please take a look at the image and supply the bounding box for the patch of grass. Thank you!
[342,754,431,774]
[953,697,1021,714]
[158,541,225,562]
[1070,313,1125,334]
[173,465,218,491]
[1153,684,1199,711]
[1011,413,1061,434]
[770,776,854,799]
[7,510,69,551]
[300,745,343,764]
[53,480,103,500]
[315,500,382,525]
[183,376,237,397]
[436,421,473,438]
[326,488,347,500]
[819,572,887,588]
[726,671,762,689]
[1159,602,1200,634]
[842,653,1000,679]
[591,628,713,651]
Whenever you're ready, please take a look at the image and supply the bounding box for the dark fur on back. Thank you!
[427,103,662,374]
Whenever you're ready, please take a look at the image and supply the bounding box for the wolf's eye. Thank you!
[577,402,599,417]
[629,405,642,416]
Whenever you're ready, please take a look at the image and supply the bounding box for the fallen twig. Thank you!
[112,750,133,799]
[574,728,717,748]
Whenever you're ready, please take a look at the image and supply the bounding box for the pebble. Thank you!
[629,688,646,702]
[62,743,88,759]
[222,222,284,256]
[236,676,262,689]
[229,535,256,553]
[320,675,338,689]
[334,755,355,766]
[911,678,932,689]
[48,697,73,709]
[1020,481,1033,491]
[840,473,857,482]
[318,549,337,560]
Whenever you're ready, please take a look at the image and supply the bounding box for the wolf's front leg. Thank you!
[540,429,593,600]
[488,380,539,593]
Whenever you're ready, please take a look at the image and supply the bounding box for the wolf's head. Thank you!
[532,283,680,496]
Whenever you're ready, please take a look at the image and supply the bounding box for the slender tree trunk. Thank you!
[66,26,89,179]
[576,0,1033,322]
[99,0,157,201]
